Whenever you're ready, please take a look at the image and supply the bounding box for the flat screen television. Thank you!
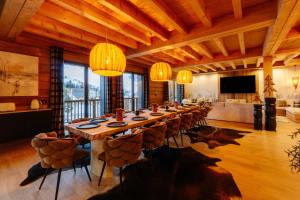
[220,75,256,93]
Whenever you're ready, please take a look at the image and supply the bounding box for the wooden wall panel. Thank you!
[0,40,50,110]
[218,70,259,103]
[0,39,165,111]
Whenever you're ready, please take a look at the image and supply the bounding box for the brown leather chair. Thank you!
[165,117,181,148]
[31,132,91,200]
[179,113,193,146]
[191,110,201,129]
[142,122,167,150]
[98,130,143,187]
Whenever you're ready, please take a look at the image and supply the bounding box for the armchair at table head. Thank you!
[31,132,76,169]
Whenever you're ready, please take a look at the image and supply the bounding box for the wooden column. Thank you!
[263,56,276,131]
[263,56,273,97]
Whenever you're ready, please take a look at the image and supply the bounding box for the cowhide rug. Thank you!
[188,126,251,149]
[89,146,241,200]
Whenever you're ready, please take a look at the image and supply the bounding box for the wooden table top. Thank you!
[65,106,199,141]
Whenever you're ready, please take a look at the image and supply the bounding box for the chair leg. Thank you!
[98,162,106,186]
[39,168,49,190]
[180,132,184,146]
[72,162,76,173]
[119,167,123,185]
[55,168,62,200]
[84,164,92,182]
[172,136,179,148]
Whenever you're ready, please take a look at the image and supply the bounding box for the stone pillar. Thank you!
[263,56,276,131]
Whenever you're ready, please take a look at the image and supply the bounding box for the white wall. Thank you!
[272,67,300,100]
[186,66,300,102]
[185,73,219,100]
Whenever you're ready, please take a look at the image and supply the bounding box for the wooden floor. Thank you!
[1,119,300,200]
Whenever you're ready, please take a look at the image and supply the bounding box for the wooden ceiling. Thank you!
[1,0,300,73]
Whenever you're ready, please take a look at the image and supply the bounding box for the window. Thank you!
[168,80,183,103]
[123,72,144,111]
[63,63,101,123]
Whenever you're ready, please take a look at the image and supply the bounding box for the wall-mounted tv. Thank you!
[220,75,256,93]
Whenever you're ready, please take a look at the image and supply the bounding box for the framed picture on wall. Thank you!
[0,51,39,96]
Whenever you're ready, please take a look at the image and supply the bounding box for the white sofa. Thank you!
[286,107,300,122]
[207,102,254,123]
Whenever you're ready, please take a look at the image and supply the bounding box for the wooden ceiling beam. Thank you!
[284,53,300,65]
[189,43,213,59]
[256,57,263,67]
[186,0,212,27]
[98,0,169,41]
[0,0,44,38]
[229,61,236,69]
[286,58,300,66]
[163,50,186,62]
[203,64,217,71]
[38,1,137,49]
[213,38,228,56]
[152,52,180,65]
[150,0,189,34]
[16,32,90,55]
[243,59,247,68]
[129,58,153,66]
[48,0,150,45]
[238,32,246,55]
[214,63,226,70]
[263,0,300,55]
[180,46,202,60]
[285,27,300,41]
[29,14,125,51]
[23,24,94,49]
[232,0,243,19]
[195,66,208,73]
[174,47,261,69]
[127,1,276,58]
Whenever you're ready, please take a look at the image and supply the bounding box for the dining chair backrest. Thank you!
[31,132,76,169]
[165,117,181,138]
[142,122,167,149]
[103,129,143,168]
[179,113,193,130]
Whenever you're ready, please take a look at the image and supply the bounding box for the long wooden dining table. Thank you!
[65,105,199,176]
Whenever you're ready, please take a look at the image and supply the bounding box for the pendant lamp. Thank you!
[89,43,126,76]
[176,70,193,84]
[150,62,172,81]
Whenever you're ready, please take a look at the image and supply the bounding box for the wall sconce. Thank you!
[292,76,299,89]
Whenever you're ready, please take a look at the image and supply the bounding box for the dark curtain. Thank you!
[163,82,169,102]
[114,76,124,111]
[100,76,113,114]
[143,68,149,108]
[176,84,185,103]
[49,46,64,136]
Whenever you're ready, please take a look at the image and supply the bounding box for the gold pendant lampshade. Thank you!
[150,62,172,81]
[176,70,193,84]
[89,43,126,76]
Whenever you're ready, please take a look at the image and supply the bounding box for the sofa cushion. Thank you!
[286,107,300,115]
